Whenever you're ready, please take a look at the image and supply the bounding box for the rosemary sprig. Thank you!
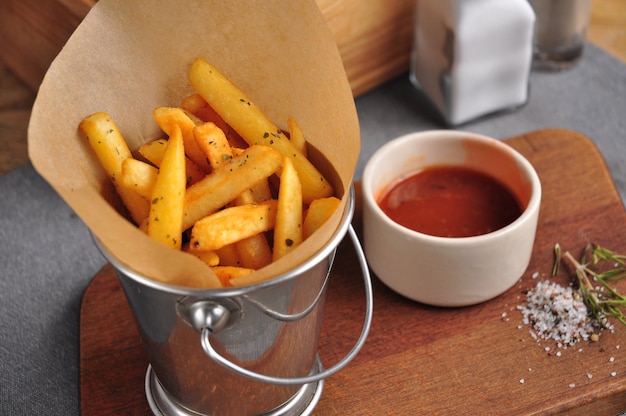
[552,243,626,329]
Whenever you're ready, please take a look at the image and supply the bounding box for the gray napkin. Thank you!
[0,165,106,415]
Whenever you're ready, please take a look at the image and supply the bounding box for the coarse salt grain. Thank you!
[519,280,600,347]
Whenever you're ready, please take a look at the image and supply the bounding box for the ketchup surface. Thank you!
[378,166,522,238]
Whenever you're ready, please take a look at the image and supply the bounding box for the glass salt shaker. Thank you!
[409,0,536,126]
[528,0,592,70]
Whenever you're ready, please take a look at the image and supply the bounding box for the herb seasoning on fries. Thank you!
[79,57,339,288]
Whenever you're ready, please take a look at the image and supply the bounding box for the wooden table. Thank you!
[0,0,625,177]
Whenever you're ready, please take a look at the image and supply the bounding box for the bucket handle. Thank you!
[199,225,373,386]
[242,248,335,322]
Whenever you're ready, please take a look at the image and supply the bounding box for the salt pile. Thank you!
[518,280,601,347]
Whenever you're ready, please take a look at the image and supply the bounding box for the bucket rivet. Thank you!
[186,301,231,333]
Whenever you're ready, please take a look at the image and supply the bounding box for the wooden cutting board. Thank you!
[80,129,626,415]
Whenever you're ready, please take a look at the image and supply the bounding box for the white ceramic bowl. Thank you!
[362,130,541,307]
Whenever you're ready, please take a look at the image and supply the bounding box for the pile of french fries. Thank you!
[79,57,340,288]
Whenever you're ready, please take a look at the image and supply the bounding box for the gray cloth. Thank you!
[0,42,624,415]
[0,166,106,414]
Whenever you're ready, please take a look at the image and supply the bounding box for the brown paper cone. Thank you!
[28,0,360,288]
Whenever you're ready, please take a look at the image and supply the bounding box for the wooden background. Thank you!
[1,0,625,177]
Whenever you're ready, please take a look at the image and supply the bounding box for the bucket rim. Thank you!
[94,186,355,296]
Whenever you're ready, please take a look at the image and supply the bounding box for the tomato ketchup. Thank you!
[378,166,522,238]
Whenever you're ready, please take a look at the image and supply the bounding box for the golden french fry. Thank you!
[287,117,307,157]
[231,170,274,269]
[188,57,333,203]
[153,107,212,173]
[193,122,233,170]
[138,138,167,164]
[235,234,273,270]
[80,112,131,175]
[148,124,186,250]
[183,158,207,187]
[138,138,206,187]
[234,179,273,206]
[229,268,273,287]
[180,93,209,118]
[82,58,342,289]
[246,178,273,204]
[303,196,340,238]
[79,112,149,225]
[212,266,255,287]
[183,145,282,230]
[233,198,273,269]
[215,244,241,267]
[117,182,150,226]
[184,245,220,267]
[121,158,158,200]
[190,200,278,252]
[181,93,248,149]
[273,157,303,261]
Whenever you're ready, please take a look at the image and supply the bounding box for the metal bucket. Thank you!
[95,188,372,415]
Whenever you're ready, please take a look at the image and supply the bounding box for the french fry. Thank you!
[80,112,132,175]
[184,245,220,267]
[303,196,340,238]
[247,178,273,203]
[180,93,210,119]
[183,145,282,230]
[181,93,248,149]
[190,200,278,252]
[232,175,273,206]
[148,124,186,250]
[287,117,307,157]
[188,57,333,203]
[231,170,274,269]
[183,158,206,186]
[215,244,241,267]
[273,157,303,261]
[82,58,342,289]
[194,128,273,267]
[193,122,233,170]
[153,107,212,173]
[231,182,274,269]
[235,234,273,270]
[229,267,273,287]
[121,158,158,200]
[138,138,205,186]
[138,138,167,164]
[79,112,149,225]
[212,266,255,287]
